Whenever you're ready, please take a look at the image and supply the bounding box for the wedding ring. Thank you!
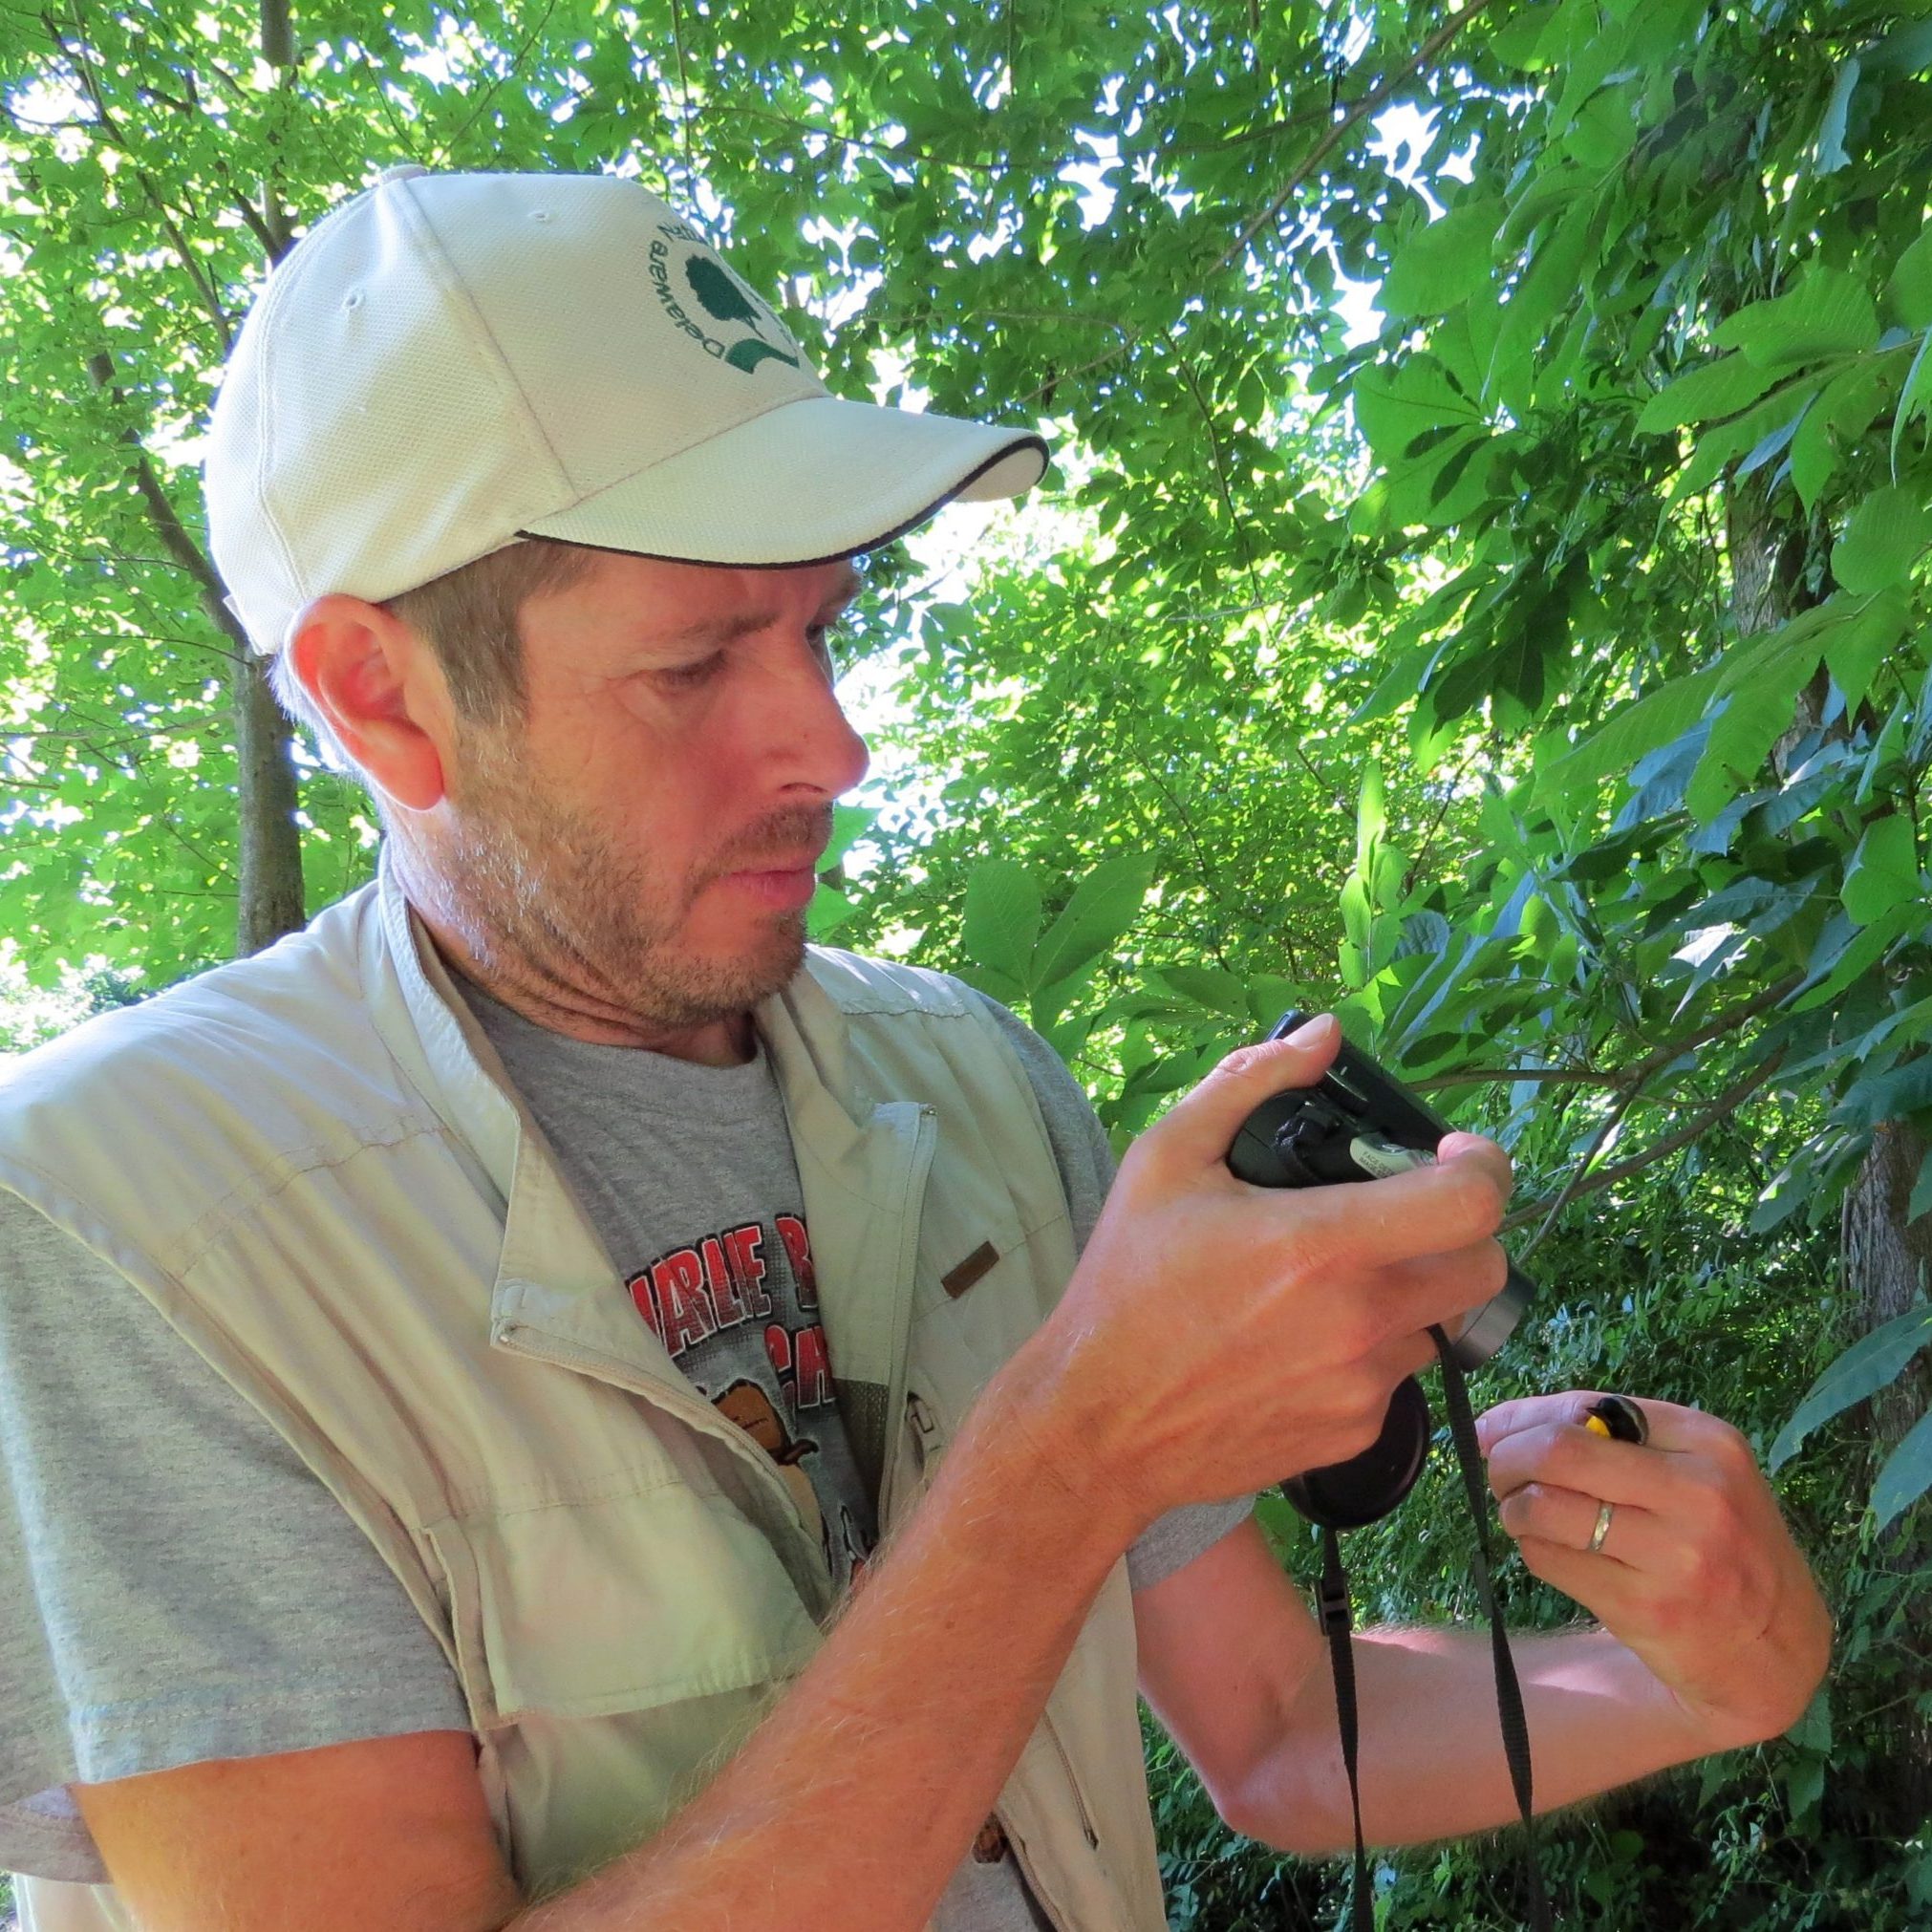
[1587,1499,1615,1554]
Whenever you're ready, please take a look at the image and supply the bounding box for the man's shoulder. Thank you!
[0,886,417,1213]
[5,889,374,1082]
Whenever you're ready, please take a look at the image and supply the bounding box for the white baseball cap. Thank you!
[205,165,1050,655]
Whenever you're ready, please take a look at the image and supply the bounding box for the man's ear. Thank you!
[286,595,455,812]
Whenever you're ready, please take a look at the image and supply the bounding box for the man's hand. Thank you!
[1019,1016,1517,1535]
[1477,1392,1833,1748]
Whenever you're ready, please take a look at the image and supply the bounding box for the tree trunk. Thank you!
[91,339,308,959]
[230,649,307,955]
[1844,1124,1932,1446]
[1840,1120,1932,1827]
[1728,462,1932,1824]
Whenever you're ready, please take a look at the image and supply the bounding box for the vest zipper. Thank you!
[1039,1707,1102,1850]
[490,1320,836,1619]
[985,1722,1104,1932]
[907,1391,943,1470]
[874,1103,939,1527]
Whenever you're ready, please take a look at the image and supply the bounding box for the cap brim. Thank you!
[518,394,1049,568]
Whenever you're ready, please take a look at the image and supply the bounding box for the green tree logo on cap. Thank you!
[685,256,799,375]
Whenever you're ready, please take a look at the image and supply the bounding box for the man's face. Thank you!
[420,550,870,1037]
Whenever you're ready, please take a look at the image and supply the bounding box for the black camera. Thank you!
[1226,1010,1535,1528]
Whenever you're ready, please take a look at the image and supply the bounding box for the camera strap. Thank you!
[1317,1327,1554,1932]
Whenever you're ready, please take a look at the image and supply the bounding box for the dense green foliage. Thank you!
[6,0,1932,1923]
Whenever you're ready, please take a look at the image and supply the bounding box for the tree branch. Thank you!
[715,104,1001,177]
[1208,0,1503,284]
[1421,973,1804,1093]
[1419,1064,1624,1088]
[1499,1054,1786,1236]
[46,9,236,346]
[668,0,697,175]
[1516,1081,1644,1263]
[443,0,563,156]
[259,0,292,67]
[85,353,250,665]
[257,0,295,259]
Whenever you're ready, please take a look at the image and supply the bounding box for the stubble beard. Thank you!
[420,729,826,1031]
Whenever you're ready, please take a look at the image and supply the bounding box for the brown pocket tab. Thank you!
[941,1240,999,1299]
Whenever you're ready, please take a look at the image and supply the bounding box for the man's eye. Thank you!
[655,654,724,689]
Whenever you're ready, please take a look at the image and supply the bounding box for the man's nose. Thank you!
[768,638,870,798]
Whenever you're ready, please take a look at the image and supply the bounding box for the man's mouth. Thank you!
[719,855,825,912]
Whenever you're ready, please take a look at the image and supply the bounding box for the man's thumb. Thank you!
[1151,1014,1342,1170]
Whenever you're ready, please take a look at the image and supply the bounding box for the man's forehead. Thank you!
[646,557,863,640]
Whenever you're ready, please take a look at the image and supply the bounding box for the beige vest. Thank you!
[0,862,1165,1931]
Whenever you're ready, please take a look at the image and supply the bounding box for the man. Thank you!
[0,166,1829,1932]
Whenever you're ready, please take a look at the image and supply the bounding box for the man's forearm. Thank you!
[1243,1623,1715,1856]
[510,1342,1136,1932]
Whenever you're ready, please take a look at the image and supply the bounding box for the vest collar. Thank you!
[357,849,933,1435]
[362,849,695,1388]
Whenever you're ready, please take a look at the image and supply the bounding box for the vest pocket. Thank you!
[426,1483,825,1727]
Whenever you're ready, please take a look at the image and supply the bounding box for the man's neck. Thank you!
[437,930,759,1065]
[389,868,759,1065]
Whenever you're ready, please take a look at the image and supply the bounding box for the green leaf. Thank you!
[1247,976,1304,1030]
[1792,363,1894,514]
[1149,963,1254,1018]
[1823,586,1909,712]
[1812,56,1860,175]
[1355,762,1386,874]
[1685,598,1878,819]
[1546,667,1722,798]
[1770,1303,1932,1470]
[1842,813,1919,927]
[1636,352,1781,434]
[1686,682,1804,822]
[1891,225,1932,330]
[806,883,858,939]
[1784,1754,1825,1821]
[1486,196,1598,412]
[1032,854,1155,989]
[960,860,1042,986]
[1835,1053,1932,1130]
[1891,328,1932,477]
[1872,1404,1932,1533]
[1833,486,1932,593]
[1381,199,1504,318]
[1675,380,1825,501]
[824,804,877,869]
[1786,1685,1832,1753]
[1030,960,1101,1040]
[1714,268,1879,371]
[1734,404,1806,482]
[1864,17,1932,78]
[1352,356,1483,464]
[1792,901,1915,1011]
[1909,1146,1932,1226]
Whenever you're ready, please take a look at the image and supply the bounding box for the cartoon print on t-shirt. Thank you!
[627,1213,876,1587]
[712,1377,823,1545]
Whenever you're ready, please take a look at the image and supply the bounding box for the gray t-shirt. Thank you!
[0,983,1251,1921]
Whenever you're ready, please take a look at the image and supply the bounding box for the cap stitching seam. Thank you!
[397,179,575,499]
[248,192,346,630]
